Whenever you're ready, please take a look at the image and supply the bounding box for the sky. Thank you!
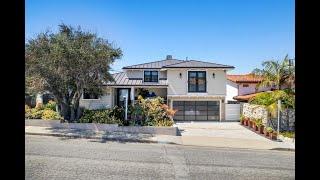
[26,0,294,74]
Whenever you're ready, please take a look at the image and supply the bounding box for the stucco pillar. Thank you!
[35,93,43,108]
[131,87,135,105]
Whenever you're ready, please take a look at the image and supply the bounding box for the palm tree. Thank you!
[252,54,295,90]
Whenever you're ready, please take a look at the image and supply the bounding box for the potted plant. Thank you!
[251,119,257,130]
[248,118,252,127]
[255,119,264,134]
[240,115,244,125]
[253,119,259,131]
[270,131,278,140]
[264,127,273,138]
[244,117,248,126]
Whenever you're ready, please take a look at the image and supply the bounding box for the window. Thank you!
[188,71,206,92]
[83,89,99,99]
[243,84,249,87]
[144,71,158,82]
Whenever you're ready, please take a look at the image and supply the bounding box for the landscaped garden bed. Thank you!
[25,96,177,128]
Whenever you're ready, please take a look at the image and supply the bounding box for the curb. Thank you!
[25,132,178,145]
[270,148,295,152]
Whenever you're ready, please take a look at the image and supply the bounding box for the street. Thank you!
[26,135,295,180]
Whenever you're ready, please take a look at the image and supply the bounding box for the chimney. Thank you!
[166,55,172,60]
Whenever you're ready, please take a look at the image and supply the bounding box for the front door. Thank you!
[117,88,131,107]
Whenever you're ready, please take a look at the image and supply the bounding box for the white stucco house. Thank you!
[79,55,235,121]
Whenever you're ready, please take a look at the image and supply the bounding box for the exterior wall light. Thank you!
[179,73,182,78]
[212,73,215,78]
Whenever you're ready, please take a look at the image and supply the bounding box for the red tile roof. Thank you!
[233,92,261,102]
[227,73,263,83]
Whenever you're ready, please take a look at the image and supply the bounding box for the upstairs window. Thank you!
[144,71,158,82]
[188,71,206,92]
[243,84,249,87]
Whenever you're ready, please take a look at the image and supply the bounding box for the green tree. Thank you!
[252,55,295,90]
[25,24,122,121]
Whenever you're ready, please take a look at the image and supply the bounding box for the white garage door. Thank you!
[225,103,240,121]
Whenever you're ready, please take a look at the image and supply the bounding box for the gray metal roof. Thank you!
[123,58,234,69]
[122,59,184,69]
[105,72,168,86]
[163,60,234,69]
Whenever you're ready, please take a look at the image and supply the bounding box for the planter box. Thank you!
[269,132,277,140]
[258,125,264,134]
[253,125,259,131]
[264,128,270,137]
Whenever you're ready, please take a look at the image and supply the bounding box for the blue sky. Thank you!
[26,0,294,74]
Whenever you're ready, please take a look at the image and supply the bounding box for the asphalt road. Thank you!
[26,135,295,180]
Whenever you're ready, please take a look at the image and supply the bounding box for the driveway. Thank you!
[174,122,295,150]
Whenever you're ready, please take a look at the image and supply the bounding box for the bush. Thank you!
[29,108,44,119]
[79,108,123,125]
[136,96,176,127]
[44,100,57,111]
[25,105,32,119]
[280,131,295,138]
[41,109,62,120]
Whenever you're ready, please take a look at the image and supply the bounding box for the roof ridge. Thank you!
[162,60,191,67]
[123,59,183,69]
[187,59,234,67]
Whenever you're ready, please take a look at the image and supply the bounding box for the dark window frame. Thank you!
[144,71,158,82]
[188,71,207,92]
[83,89,99,99]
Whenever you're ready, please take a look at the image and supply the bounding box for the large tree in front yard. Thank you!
[252,54,295,90]
[25,24,122,121]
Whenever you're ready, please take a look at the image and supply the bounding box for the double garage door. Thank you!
[173,101,220,121]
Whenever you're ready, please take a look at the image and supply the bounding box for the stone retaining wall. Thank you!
[242,103,295,131]
[242,103,269,125]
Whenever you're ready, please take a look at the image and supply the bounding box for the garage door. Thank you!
[173,101,220,121]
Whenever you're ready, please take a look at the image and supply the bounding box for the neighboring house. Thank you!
[79,55,235,121]
[226,74,272,102]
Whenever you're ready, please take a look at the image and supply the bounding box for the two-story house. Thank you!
[79,55,235,121]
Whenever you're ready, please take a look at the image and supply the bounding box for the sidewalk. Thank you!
[25,125,294,151]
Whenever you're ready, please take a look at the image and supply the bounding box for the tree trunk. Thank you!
[70,91,82,121]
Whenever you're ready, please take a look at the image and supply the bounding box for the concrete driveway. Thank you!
[173,122,294,150]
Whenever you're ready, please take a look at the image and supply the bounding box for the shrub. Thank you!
[280,131,295,138]
[44,100,57,111]
[79,108,123,125]
[25,105,32,119]
[41,109,62,120]
[136,96,176,127]
[29,108,44,119]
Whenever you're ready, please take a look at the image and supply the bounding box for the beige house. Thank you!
[79,55,234,121]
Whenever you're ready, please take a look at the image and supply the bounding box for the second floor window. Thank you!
[144,71,158,82]
[188,71,206,92]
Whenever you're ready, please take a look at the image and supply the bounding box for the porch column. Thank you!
[131,87,135,105]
